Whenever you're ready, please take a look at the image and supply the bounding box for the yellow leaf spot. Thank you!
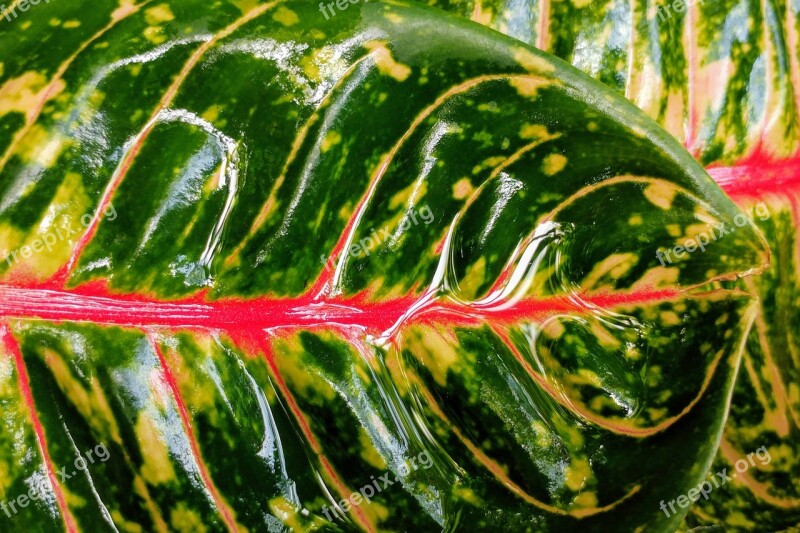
[321,130,341,153]
[726,511,756,529]
[519,124,550,140]
[170,503,206,533]
[230,0,261,14]
[589,322,621,349]
[454,486,483,506]
[460,256,487,299]
[541,319,565,339]
[531,421,553,447]
[273,338,337,401]
[63,20,81,29]
[200,106,222,124]
[1,172,93,281]
[404,328,459,387]
[643,182,677,210]
[564,457,593,491]
[110,510,144,533]
[359,430,387,470]
[136,413,176,485]
[143,26,167,44]
[144,4,175,25]
[581,252,638,290]
[471,0,493,25]
[510,77,549,97]
[631,266,680,290]
[388,181,427,210]
[481,155,506,169]
[386,12,404,24]
[17,124,69,168]
[0,71,65,116]
[269,495,325,530]
[646,365,662,387]
[365,41,411,82]
[648,407,668,422]
[660,311,681,326]
[452,178,474,200]
[542,153,567,176]
[272,6,299,26]
[63,487,87,510]
[513,47,555,73]
[361,499,390,525]
[41,347,122,443]
[572,490,598,508]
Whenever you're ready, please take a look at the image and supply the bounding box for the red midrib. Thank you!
[0,154,796,330]
[0,284,680,333]
[708,152,800,198]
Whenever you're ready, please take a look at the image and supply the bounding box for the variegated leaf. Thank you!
[0,0,771,531]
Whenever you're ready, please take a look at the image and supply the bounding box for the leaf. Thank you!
[0,1,770,531]
[430,0,800,529]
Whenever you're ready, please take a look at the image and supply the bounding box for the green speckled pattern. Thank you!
[431,0,800,165]
[432,0,800,530]
[0,0,777,531]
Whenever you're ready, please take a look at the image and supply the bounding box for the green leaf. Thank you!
[0,0,771,531]
[429,0,800,529]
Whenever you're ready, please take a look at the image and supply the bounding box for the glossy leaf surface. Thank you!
[0,0,771,531]
[431,0,800,529]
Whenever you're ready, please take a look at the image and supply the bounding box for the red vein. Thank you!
[710,153,800,198]
[684,0,697,151]
[148,333,239,532]
[0,326,78,533]
[536,0,550,50]
[0,284,683,333]
[251,333,376,533]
